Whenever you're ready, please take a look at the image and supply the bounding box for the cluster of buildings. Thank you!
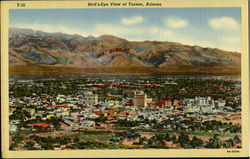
[132,91,229,114]
[9,78,240,133]
[9,90,100,131]
[182,96,226,113]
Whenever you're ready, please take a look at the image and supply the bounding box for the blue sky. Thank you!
[10,8,241,52]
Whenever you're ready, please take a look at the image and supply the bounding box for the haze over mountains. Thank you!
[9,28,241,76]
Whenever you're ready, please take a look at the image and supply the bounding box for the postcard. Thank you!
[1,0,249,158]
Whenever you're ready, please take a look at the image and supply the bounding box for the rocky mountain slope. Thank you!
[9,28,241,76]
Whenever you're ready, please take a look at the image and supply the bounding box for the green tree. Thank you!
[139,137,147,145]
[171,135,177,144]
[178,133,190,147]
[233,135,241,143]
[95,114,107,123]
[164,133,171,142]
[25,141,35,150]
[190,136,203,148]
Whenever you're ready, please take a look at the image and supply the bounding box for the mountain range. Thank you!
[9,28,241,76]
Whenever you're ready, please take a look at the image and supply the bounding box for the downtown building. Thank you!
[183,96,218,113]
[133,91,147,107]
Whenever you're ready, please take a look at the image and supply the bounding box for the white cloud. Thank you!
[10,23,89,36]
[149,27,160,34]
[121,16,143,25]
[150,29,183,43]
[179,37,240,52]
[162,30,175,39]
[161,31,217,49]
[219,36,241,52]
[221,36,240,45]
[94,24,144,36]
[209,17,239,31]
[11,22,146,38]
[166,18,188,29]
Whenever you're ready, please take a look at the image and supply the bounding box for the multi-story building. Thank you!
[83,91,98,106]
[134,91,147,107]
[155,97,172,108]
[184,96,216,113]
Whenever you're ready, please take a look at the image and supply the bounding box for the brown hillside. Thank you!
[9,50,34,66]
[105,56,140,67]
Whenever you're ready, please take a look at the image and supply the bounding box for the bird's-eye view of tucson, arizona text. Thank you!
[8,8,242,150]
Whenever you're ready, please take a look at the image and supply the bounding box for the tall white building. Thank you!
[184,96,216,113]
